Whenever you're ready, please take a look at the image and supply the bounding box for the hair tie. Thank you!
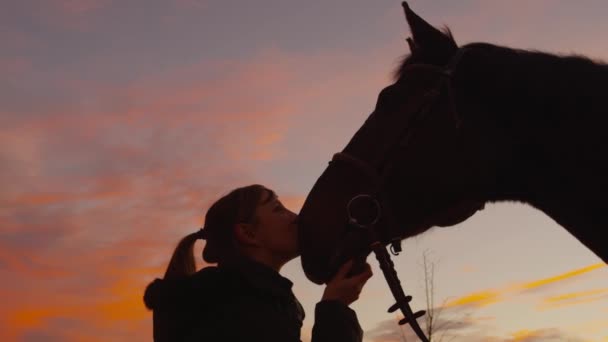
[196,227,208,240]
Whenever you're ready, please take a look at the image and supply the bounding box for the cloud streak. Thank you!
[444,263,606,309]
[367,312,589,342]
[539,289,608,310]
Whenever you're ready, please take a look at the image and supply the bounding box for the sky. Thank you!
[1,0,607,341]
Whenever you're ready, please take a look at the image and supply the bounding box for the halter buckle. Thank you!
[346,194,382,229]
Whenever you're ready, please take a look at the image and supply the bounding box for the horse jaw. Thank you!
[432,200,485,227]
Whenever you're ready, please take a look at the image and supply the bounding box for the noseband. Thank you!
[330,48,469,342]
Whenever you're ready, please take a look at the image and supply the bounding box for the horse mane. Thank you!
[393,37,608,88]
[470,43,608,122]
[392,40,608,142]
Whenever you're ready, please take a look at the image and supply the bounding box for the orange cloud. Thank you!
[443,263,606,310]
[511,329,536,341]
[518,263,606,291]
[445,290,502,308]
[539,288,608,310]
[4,296,150,340]
[0,252,164,340]
[508,328,590,342]
[460,265,477,273]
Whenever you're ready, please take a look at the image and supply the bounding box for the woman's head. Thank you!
[164,184,299,279]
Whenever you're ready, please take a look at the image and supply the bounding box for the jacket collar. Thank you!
[219,255,294,297]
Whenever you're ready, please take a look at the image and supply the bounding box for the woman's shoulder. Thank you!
[186,266,259,313]
[144,266,242,311]
[190,266,244,292]
[195,266,240,286]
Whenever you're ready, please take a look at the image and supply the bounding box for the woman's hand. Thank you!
[321,259,373,306]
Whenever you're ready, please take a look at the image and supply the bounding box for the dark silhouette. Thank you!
[144,184,372,341]
[297,1,608,288]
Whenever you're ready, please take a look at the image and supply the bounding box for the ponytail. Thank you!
[163,232,200,279]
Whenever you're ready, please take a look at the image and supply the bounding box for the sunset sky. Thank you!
[1,0,607,341]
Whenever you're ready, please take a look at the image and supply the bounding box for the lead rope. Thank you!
[347,195,429,342]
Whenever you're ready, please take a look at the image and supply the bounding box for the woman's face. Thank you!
[253,189,300,261]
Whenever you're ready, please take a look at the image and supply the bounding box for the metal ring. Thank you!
[346,194,382,228]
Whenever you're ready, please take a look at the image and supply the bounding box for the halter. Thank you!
[330,47,469,342]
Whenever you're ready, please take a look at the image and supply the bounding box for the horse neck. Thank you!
[468,47,608,262]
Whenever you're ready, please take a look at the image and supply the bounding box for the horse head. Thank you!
[298,2,492,284]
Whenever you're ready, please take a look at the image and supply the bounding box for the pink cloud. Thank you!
[26,0,111,31]
[54,0,110,16]
[174,0,206,10]
[0,57,31,77]
[0,46,367,340]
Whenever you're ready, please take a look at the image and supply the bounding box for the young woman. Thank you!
[144,184,373,341]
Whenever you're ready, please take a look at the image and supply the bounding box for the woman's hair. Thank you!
[163,184,272,279]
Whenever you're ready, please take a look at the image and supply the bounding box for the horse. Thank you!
[297,1,608,289]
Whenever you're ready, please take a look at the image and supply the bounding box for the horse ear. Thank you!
[402,2,457,61]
